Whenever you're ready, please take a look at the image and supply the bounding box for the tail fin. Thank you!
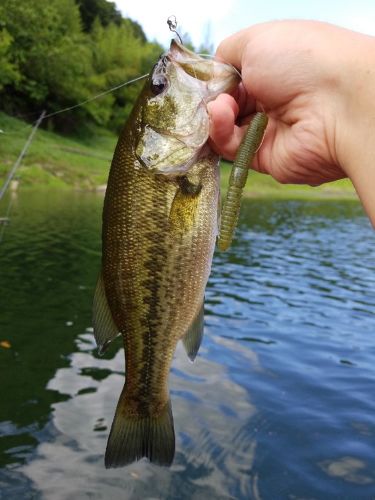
[105,392,175,468]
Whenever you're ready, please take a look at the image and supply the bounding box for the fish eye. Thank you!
[150,74,168,95]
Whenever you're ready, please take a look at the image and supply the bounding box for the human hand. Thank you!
[208,21,375,194]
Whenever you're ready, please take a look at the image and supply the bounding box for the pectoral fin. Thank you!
[92,272,120,355]
[177,175,202,196]
[182,301,205,361]
[169,176,202,234]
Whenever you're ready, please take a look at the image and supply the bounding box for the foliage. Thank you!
[0,0,92,118]
[75,0,122,32]
[0,0,163,133]
[0,28,20,90]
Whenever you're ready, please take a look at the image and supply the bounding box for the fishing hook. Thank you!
[167,15,184,45]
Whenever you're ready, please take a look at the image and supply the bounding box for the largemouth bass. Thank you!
[93,40,239,468]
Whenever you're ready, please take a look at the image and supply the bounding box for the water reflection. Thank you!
[21,336,258,499]
[319,456,374,485]
[1,191,375,499]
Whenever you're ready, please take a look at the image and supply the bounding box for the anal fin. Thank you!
[92,271,119,355]
[182,300,204,361]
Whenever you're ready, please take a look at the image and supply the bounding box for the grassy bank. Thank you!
[0,112,116,190]
[0,112,356,198]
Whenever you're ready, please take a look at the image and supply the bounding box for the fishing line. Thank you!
[2,15,239,130]
[2,16,238,130]
[0,16,246,243]
[0,110,46,202]
[197,53,242,82]
[0,75,148,188]
[0,74,149,242]
[0,194,13,244]
[42,74,149,120]
[0,73,149,137]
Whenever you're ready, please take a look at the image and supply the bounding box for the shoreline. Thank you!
[2,184,359,203]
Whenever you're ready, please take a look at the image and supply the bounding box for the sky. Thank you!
[115,0,375,50]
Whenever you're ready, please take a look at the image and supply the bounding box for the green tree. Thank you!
[0,28,20,91]
[0,0,163,132]
[89,19,162,130]
[75,0,122,32]
[0,0,97,126]
[122,18,147,43]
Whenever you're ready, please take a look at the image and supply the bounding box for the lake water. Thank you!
[1,190,375,499]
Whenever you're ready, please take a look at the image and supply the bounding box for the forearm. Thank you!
[335,32,375,226]
[344,131,375,228]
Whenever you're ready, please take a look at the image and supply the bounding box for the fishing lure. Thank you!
[218,112,268,251]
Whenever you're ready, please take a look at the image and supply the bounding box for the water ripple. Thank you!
[1,193,375,499]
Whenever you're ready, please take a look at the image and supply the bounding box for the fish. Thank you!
[92,39,239,468]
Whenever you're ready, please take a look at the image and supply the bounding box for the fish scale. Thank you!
[92,39,239,467]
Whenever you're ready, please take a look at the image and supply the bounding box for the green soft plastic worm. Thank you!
[218,112,268,252]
